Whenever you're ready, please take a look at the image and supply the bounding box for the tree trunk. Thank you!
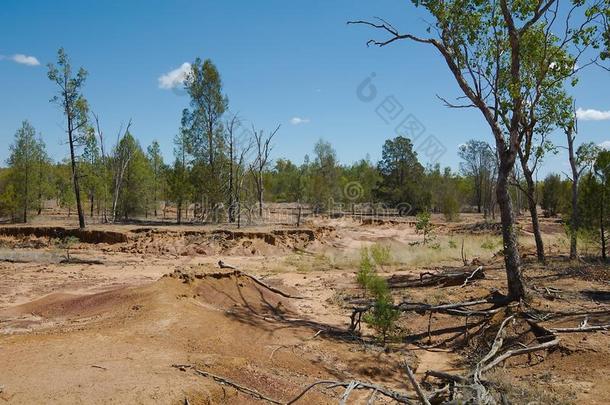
[567,129,579,260]
[601,187,606,260]
[520,158,545,263]
[90,194,94,218]
[497,160,526,301]
[177,201,182,225]
[68,131,86,229]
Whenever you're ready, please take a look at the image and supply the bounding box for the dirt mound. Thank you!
[0,226,128,244]
[0,267,388,404]
[2,267,294,327]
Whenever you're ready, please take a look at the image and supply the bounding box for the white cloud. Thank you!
[576,108,610,121]
[158,62,191,89]
[0,54,40,66]
[290,117,310,125]
[11,54,40,66]
[599,141,610,150]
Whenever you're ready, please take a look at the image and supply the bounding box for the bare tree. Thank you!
[251,125,280,219]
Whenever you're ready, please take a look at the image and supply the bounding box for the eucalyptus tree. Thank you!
[184,58,228,215]
[7,120,46,223]
[147,140,164,217]
[350,0,606,300]
[458,140,496,214]
[47,48,89,229]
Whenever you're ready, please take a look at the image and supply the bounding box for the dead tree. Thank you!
[251,124,280,220]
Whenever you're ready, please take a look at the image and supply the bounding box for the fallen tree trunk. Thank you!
[388,267,485,288]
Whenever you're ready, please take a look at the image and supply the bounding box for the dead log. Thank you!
[388,267,485,288]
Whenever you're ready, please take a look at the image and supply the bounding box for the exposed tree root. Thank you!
[173,364,415,404]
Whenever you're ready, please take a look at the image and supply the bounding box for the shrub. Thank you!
[364,283,399,343]
[415,210,433,244]
[356,247,374,291]
[370,243,392,266]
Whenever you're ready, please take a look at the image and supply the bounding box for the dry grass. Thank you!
[486,369,576,405]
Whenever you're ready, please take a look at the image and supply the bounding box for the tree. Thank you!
[541,174,562,217]
[34,135,53,215]
[458,140,495,214]
[184,58,228,215]
[350,0,606,300]
[113,133,153,219]
[377,136,427,210]
[170,124,193,224]
[47,48,89,229]
[80,128,102,218]
[147,140,164,217]
[251,125,280,218]
[593,150,610,260]
[7,121,47,223]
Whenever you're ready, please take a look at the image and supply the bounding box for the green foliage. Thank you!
[370,243,392,266]
[355,246,399,342]
[415,210,433,244]
[363,277,399,343]
[6,120,50,222]
[377,136,429,210]
[356,247,375,291]
[541,173,563,217]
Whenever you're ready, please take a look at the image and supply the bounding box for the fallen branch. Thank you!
[478,338,560,373]
[549,324,609,333]
[172,364,283,404]
[389,268,485,288]
[286,380,414,404]
[404,363,431,405]
[461,266,483,287]
[218,260,303,299]
[424,370,467,384]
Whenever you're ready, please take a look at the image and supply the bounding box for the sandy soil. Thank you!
[0,215,608,404]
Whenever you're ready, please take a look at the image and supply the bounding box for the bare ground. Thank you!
[0,214,608,404]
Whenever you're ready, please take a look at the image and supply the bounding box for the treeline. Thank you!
[2,45,610,266]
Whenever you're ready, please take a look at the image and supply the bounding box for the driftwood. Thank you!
[218,260,303,299]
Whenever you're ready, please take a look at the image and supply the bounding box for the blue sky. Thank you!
[1,0,609,176]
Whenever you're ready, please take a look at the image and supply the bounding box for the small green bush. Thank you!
[356,247,375,291]
[363,285,399,343]
[448,239,457,249]
[370,243,392,266]
[415,210,433,244]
